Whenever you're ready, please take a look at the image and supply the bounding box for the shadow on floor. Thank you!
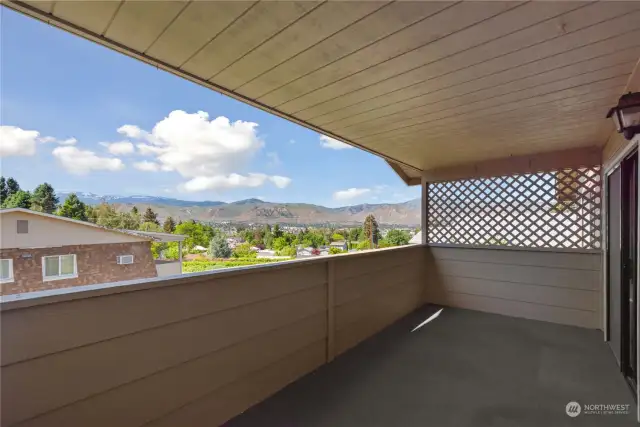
[225,305,637,427]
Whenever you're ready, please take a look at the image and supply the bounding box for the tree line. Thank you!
[0,177,413,260]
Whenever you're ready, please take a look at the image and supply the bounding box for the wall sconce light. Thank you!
[606,91,640,140]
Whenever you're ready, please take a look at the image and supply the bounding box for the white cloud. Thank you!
[121,110,291,192]
[52,146,124,175]
[100,141,135,155]
[0,126,78,157]
[333,188,371,201]
[269,175,292,188]
[133,160,161,172]
[289,139,296,144]
[0,126,39,157]
[319,135,353,150]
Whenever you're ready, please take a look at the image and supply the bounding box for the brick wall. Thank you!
[0,241,157,295]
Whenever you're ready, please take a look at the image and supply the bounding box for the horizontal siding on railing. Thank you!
[0,245,426,427]
[425,246,602,329]
[334,247,425,355]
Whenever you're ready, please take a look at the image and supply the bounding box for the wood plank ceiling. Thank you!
[6,1,640,184]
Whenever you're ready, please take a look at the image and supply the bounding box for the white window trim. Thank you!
[0,259,14,284]
[42,254,78,282]
[117,255,134,265]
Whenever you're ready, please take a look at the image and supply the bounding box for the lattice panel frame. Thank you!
[428,167,602,249]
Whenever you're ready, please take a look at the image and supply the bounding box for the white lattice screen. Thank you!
[427,167,602,249]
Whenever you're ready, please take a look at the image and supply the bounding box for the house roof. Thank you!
[0,208,170,242]
[7,1,639,185]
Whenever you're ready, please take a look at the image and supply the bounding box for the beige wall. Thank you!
[155,260,182,277]
[425,246,602,329]
[0,211,147,249]
[0,245,425,427]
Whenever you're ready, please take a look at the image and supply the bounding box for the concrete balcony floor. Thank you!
[226,306,636,427]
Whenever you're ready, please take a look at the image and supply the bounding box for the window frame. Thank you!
[0,259,14,283]
[117,254,134,265]
[42,254,78,281]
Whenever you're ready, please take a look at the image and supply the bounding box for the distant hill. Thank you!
[58,192,421,226]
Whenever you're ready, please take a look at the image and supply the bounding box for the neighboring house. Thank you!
[226,237,244,249]
[330,241,348,251]
[0,208,158,295]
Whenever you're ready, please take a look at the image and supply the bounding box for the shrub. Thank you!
[329,247,345,255]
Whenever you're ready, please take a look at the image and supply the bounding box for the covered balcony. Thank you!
[2,1,640,426]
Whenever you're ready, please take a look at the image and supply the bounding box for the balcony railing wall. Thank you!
[0,245,425,427]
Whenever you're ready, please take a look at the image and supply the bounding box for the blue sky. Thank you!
[0,8,419,208]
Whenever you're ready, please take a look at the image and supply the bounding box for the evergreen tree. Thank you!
[139,221,162,232]
[163,216,176,233]
[85,204,98,223]
[209,234,232,258]
[0,177,7,204]
[273,224,283,238]
[142,207,159,225]
[58,193,87,221]
[6,177,20,196]
[3,190,32,209]
[363,214,380,247]
[131,206,139,215]
[31,183,59,214]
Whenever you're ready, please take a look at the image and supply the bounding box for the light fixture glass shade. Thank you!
[607,92,640,140]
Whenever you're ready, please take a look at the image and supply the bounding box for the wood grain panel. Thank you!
[9,323,326,427]
[429,247,601,271]
[1,262,326,366]
[433,259,598,290]
[145,1,255,64]
[297,2,639,122]
[280,1,579,114]
[52,1,121,35]
[259,2,517,107]
[426,291,597,329]
[238,1,453,99]
[425,247,602,329]
[334,245,423,281]
[432,275,597,311]
[146,341,326,427]
[214,1,388,90]
[335,262,424,306]
[327,47,640,132]
[3,286,326,426]
[182,1,320,79]
[335,281,423,354]
[104,0,188,52]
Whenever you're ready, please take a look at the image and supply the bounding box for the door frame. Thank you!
[603,135,640,419]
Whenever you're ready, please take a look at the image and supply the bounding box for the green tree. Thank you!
[163,216,176,233]
[131,206,139,215]
[272,236,289,251]
[142,207,160,225]
[175,220,216,249]
[263,225,274,249]
[3,190,32,209]
[0,177,7,205]
[209,234,232,258]
[357,240,372,250]
[6,177,20,196]
[232,242,257,258]
[273,224,283,238]
[349,227,362,241]
[277,246,297,257]
[139,221,162,232]
[331,233,345,242]
[363,214,380,246]
[384,229,411,246]
[58,193,87,221]
[85,205,98,223]
[31,183,59,214]
[329,247,345,255]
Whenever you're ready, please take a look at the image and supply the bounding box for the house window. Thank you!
[17,220,28,234]
[116,255,134,265]
[42,254,77,281]
[0,259,14,283]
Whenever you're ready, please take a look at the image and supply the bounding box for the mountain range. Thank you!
[59,192,421,226]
